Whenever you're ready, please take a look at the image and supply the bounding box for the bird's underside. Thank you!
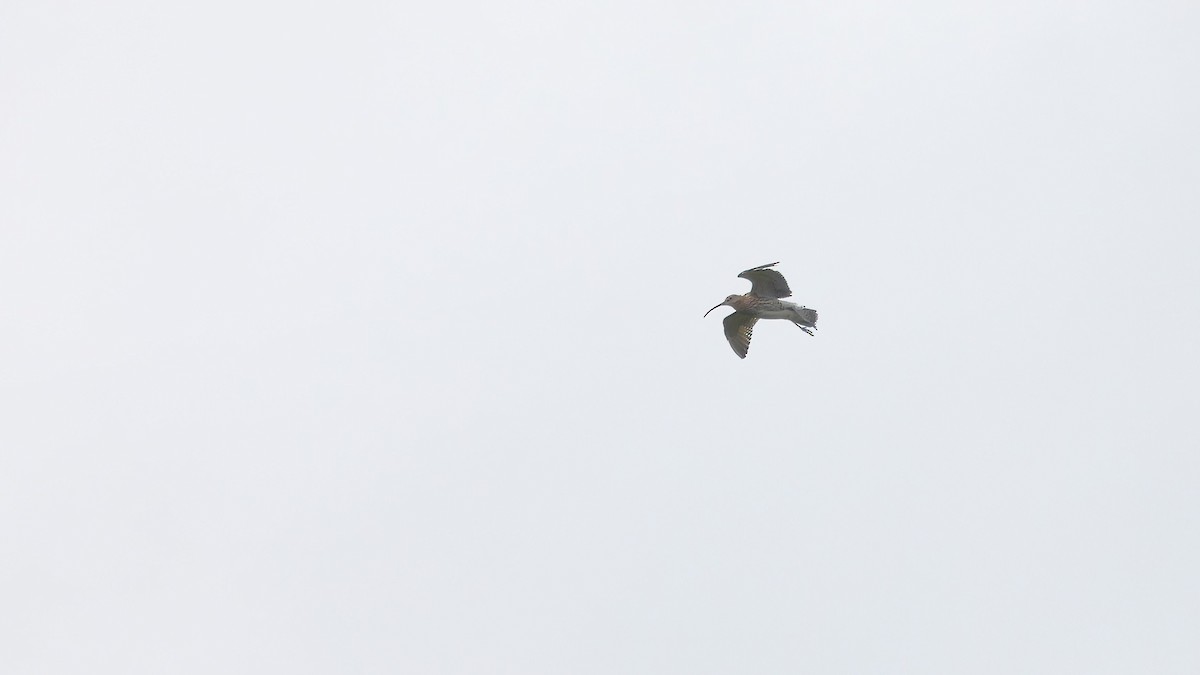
[721,306,816,358]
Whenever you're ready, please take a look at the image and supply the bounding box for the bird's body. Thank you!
[751,301,816,326]
[704,262,818,359]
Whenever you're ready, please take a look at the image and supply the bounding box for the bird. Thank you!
[704,262,818,359]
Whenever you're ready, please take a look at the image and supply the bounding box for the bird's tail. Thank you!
[792,307,817,328]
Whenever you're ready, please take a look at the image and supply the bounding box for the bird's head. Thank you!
[703,294,743,317]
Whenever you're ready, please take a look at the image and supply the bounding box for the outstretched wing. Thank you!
[722,311,758,359]
[738,262,792,299]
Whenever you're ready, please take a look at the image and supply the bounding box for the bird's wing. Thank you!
[737,262,792,299]
[722,311,758,359]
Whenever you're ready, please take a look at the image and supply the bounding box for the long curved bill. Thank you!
[703,302,724,317]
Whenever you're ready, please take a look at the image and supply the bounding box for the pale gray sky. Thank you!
[3,1,1199,673]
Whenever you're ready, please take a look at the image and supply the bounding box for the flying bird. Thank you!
[704,262,818,359]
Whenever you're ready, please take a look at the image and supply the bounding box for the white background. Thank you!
[3,1,1199,673]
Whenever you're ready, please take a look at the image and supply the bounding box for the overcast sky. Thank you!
[3,1,1199,673]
